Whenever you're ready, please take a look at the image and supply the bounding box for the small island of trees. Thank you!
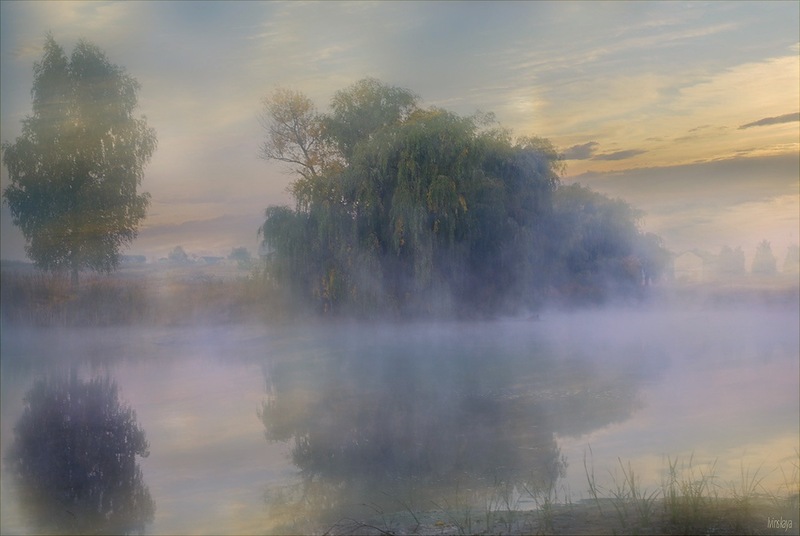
[258,78,669,317]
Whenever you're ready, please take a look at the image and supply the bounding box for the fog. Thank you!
[1,298,798,534]
[1,4,798,533]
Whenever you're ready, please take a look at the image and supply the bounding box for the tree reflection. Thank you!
[258,326,645,532]
[259,347,569,527]
[5,372,155,535]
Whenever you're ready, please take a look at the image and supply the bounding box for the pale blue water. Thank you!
[1,305,797,534]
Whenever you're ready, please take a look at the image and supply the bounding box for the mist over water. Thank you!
[1,3,798,534]
[1,299,797,534]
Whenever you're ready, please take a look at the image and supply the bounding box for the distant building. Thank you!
[673,250,711,283]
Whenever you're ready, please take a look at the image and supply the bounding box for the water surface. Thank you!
[1,305,797,534]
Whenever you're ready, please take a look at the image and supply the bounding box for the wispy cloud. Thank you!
[571,153,799,255]
[11,39,42,60]
[738,112,800,130]
[136,213,265,258]
[573,153,799,210]
[673,124,729,143]
[677,55,799,123]
[593,149,647,161]
[563,141,599,160]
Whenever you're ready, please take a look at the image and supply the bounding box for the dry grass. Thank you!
[310,451,799,535]
[0,264,295,327]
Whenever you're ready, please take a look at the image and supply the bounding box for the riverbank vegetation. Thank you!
[269,450,799,535]
[2,259,798,327]
[0,262,289,326]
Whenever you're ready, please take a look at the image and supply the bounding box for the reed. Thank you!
[661,453,720,532]
[605,457,660,531]
[0,267,289,327]
[289,449,799,535]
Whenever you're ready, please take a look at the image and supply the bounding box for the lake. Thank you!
[1,304,798,534]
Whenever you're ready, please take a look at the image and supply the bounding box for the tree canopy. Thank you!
[752,239,778,276]
[259,79,668,316]
[2,35,156,285]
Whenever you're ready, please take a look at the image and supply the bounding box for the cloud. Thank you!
[592,149,647,161]
[738,112,800,130]
[135,214,265,259]
[569,153,799,255]
[573,153,798,204]
[18,1,144,48]
[562,141,599,160]
[673,124,729,143]
[551,46,799,174]
[677,54,799,123]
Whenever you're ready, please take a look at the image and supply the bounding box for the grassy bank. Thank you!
[3,261,798,327]
[280,451,799,535]
[0,263,297,326]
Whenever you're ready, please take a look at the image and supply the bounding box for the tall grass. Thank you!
[580,450,799,535]
[267,448,798,535]
[0,268,291,327]
[607,458,660,531]
[661,454,720,533]
[765,449,800,534]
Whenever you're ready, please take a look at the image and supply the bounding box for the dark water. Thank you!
[1,306,798,534]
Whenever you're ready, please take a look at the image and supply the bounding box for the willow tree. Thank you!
[2,35,156,286]
[324,77,419,160]
[547,184,673,302]
[259,81,673,315]
[259,79,566,315]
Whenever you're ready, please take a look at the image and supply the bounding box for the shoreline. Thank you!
[310,494,798,535]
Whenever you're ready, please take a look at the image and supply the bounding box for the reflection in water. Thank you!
[2,311,792,534]
[259,324,644,530]
[5,371,155,535]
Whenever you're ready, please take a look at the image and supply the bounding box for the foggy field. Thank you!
[1,267,798,534]
[2,260,799,327]
[0,261,277,326]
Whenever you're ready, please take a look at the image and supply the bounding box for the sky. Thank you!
[1,1,798,266]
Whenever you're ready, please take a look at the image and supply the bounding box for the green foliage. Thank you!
[258,79,669,316]
[718,245,746,277]
[2,35,156,284]
[751,239,778,276]
[549,184,663,302]
[325,77,419,160]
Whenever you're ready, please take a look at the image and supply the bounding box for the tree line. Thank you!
[2,37,669,316]
[681,241,799,279]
